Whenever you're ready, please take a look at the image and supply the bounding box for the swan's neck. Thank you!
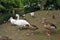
[17,16,19,20]
[16,14,20,20]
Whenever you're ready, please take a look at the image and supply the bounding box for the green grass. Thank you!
[0,10,60,40]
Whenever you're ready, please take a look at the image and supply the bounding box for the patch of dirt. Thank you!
[0,10,60,40]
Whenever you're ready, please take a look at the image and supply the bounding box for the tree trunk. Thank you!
[40,0,47,10]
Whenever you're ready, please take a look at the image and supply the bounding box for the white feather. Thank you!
[30,12,34,17]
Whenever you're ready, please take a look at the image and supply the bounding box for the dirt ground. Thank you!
[0,10,60,40]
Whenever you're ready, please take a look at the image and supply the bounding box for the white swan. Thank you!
[9,17,30,28]
[9,17,32,31]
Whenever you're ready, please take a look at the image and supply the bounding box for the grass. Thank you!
[0,10,60,40]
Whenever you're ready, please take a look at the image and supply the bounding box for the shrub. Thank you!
[0,13,13,24]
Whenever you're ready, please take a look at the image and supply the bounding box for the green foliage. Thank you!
[0,13,13,24]
[0,0,23,12]
[23,0,41,13]
[56,0,60,6]
[0,4,5,10]
[46,0,60,6]
[0,0,41,24]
